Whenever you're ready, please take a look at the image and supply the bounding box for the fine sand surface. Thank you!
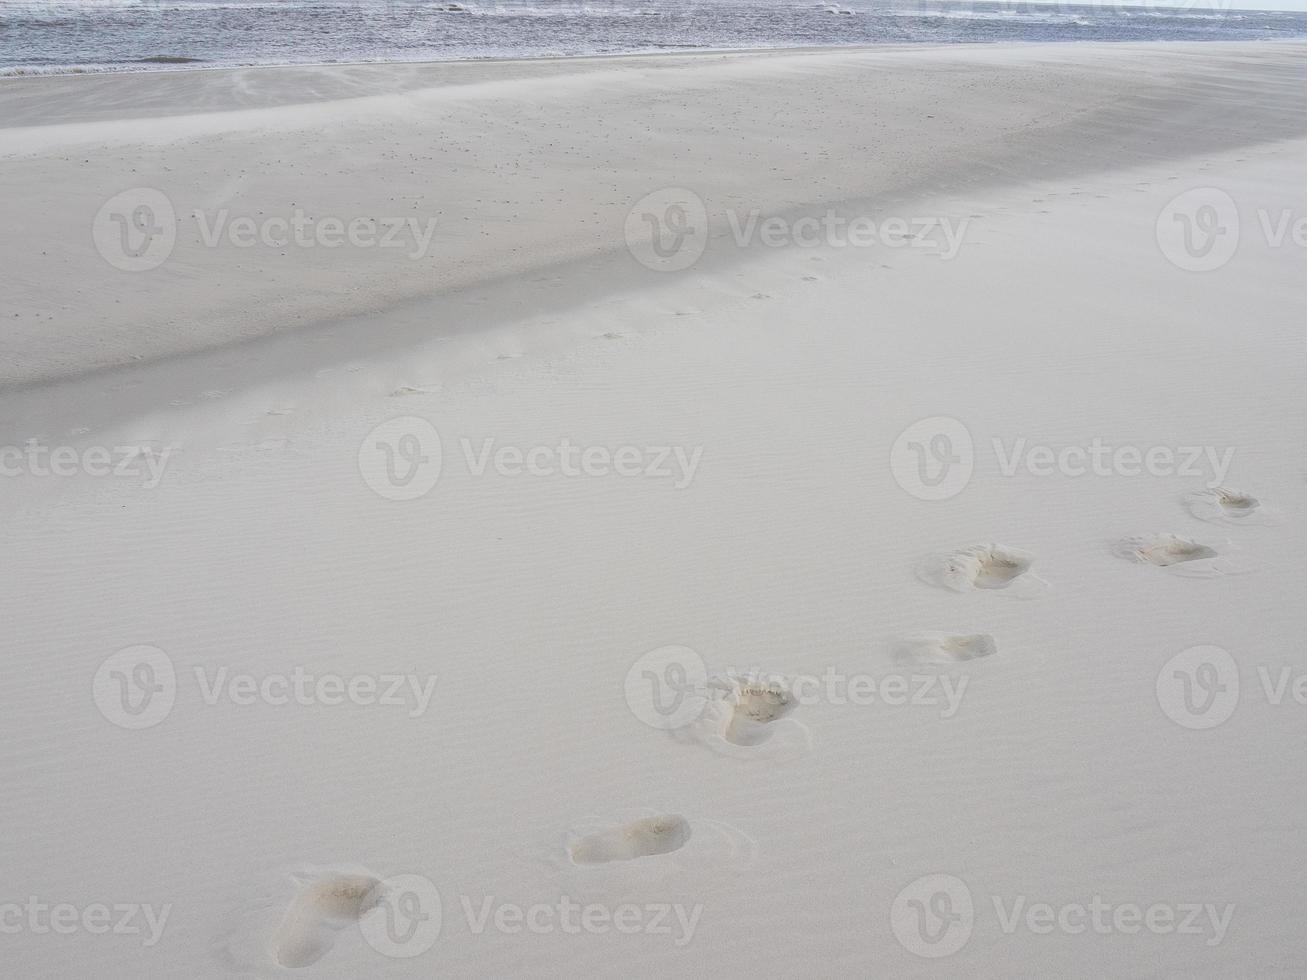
[2,42,1306,978]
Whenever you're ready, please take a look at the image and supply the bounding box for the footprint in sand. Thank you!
[676,673,811,760]
[1113,533,1240,576]
[553,811,756,885]
[1184,487,1275,526]
[722,679,797,746]
[569,814,691,865]
[918,543,1049,598]
[893,632,997,664]
[271,872,384,969]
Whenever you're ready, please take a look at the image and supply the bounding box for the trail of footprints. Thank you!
[1111,487,1267,575]
[646,485,1266,868]
[249,485,1270,969]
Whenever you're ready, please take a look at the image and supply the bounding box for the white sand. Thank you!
[2,42,1306,978]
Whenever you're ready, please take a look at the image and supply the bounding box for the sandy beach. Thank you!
[3,41,1307,978]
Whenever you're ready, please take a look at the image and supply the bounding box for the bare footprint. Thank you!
[676,672,811,761]
[918,543,1048,597]
[723,679,797,746]
[1113,533,1245,577]
[569,814,691,865]
[893,632,997,664]
[271,873,383,969]
[1184,487,1274,526]
[1115,533,1216,567]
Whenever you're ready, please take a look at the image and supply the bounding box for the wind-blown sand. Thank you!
[2,42,1306,978]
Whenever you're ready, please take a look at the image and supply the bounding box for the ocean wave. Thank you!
[1,0,1301,76]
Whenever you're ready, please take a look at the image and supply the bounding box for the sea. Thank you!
[3,0,1306,75]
